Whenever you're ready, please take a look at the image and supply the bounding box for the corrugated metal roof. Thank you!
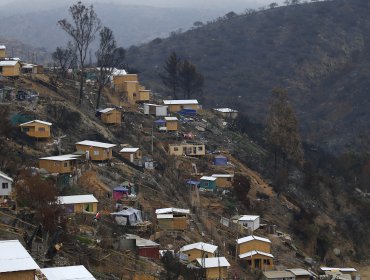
[155,208,190,214]
[321,267,357,272]
[120,147,139,153]
[19,120,52,126]
[156,214,173,219]
[0,171,13,182]
[76,140,116,148]
[98,108,115,113]
[237,235,271,244]
[180,242,218,254]
[211,174,234,178]
[135,238,160,247]
[239,250,274,259]
[200,176,217,181]
[0,240,40,273]
[196,257,230,268]
[286,269,311,276]
[57,194,98,205]
[164,117,178,121]
[163,99,198,105]
[0,60,18,66]
[41,265,96,280]
[263,271,295,279]
[238,215,259,221]
[214,108,238,113]
[40,154,81,161]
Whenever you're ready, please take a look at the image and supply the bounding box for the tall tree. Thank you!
[159,51,181,99]
[265,88,303,171]
[95,27,125,109]
[52,42,77,78]
[58,1,101,106]
[178,59,204,99]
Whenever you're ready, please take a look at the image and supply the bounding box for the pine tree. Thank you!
[159,51,181,99]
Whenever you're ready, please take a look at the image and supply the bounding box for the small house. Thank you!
[137,89,151,103]
[263,271,295,280]
[211,174,234,188]
[163,99,199,113]
[168,143,205,157]
[239,250,274,270]
[0,240,40,280]
[120,147,142,163]
[196,257,230,280]
[19,120,52,139]
[213,108,239,119]
[122,234,160,259]
[237,215,260,231]
[75,140,116,161]
[156,208,190,231]
[0,171,13,198]
[286,269,313,280]
[143,103,168,116]
[213,155,228,166]
[111,207,143,226]
[39,154,81,174]
[180,242,218,262]
[199,176,217,192]
[0,60,21,77]
[237,235,272,256]
[57,194,98,214]
[112,72,137,93]
[320,267,357,279]
[98,108,121,125]
[0,45,5,58]
[41,265,96,280]
[165,116,179,131]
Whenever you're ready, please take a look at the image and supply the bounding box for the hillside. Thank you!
[125,0,370,153]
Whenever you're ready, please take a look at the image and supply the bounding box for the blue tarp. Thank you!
[178,109,197,116]
[186,180,200,186]
[113,186,129,192]
[154,119,166,125]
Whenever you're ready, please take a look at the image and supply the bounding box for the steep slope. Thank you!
[125,0,370,153]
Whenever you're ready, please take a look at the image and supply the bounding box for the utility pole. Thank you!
[151,124,154,154]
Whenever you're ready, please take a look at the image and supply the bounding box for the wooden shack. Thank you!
[98,108,121,125]
[237,235,271,255]
[119,147,142,163]
[168,143,205,157]
[163,100,199,113]
[19,120,52,139]
[39,154,81,174]
[0,60,21,77]
[57,194,98,214]
[180,242,218,262]
[211,174,234,188]
[196,257,230,279]
[75,140,116,161]
[165,116,179,131]
[155,208,190,231]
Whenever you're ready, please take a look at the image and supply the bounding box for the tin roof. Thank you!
[41,265,96,280]
[239,250,274,259]
[76,140,116,148]
[40,154,81,161]
[0,60,18,66]
[164,117,178,121]
[98,108,116,113]
[211,174,234,178]
[0,240,40,273]
[120,147,139,153]
[200,176,217,181]
[237,235,271,244]
[0,171,13,182]
[214,108,238,113]
[57,194,98,205]
[263,271,295,279]
[286,269,312,276]
[196,257,230,268]
[163,99,198,105]
[238,215,259,221]
[180,242,218,254]
[155,208,190,214]
[19,120,52,126]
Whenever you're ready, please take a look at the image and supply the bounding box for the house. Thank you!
[0,240,40,280]
[143,103,168,117]
[320,267,357,279]
[165,116,179,131]
[98,108,121,125]
[163,99,199,113]
[57,194,98,214]
[236,215,260,231]
[19,120,52,139]
[121,234,160,259]
[137,88,151,103]
[0,45,5,58]
[40,265,96,280]
[168,143,205,157]
[237,235,273,270]
[120,147,142,163]
[196,257,230,280]
[39,154,81,174]
[180,242,218,262]
[21,63,44,74]
[0,171,13,198]
[199,176,217,192]
[263,270,295,280]
[111,207,143,226]
[112,72,137,93]
[213,155,228,166]
[75,140,116,161]
[285,269,312,280]
[211,174,234,188]
[213,108,239,119]
[0,60,21,77]
[155,208,190,231]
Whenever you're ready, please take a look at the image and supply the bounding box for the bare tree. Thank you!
[58,1,101,106]
[178,59,204,99]
[159,51,181,99]
[95,27,125,109]
[52,42,77,78]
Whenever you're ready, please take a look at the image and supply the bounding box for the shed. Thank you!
[122,234,160,259]
[119,147,142,163]
[239,250,274,270]
[237,215,260,231]
[286,269,313,280]
[0,60,21,77]
[213,155,228,166]
[75,140,116,161]
[196,257,230,279]
[0,240,40,280]
[98,108,121,125]
[111,207,142,226]
[263,270,295,280]
[57,194,98,214]
[163,99,199,113]
[180,242,218,262]
[155,208,190,231]
[19,120,52,139]
[199,176,217,191]
[143,103,168,116]
[165,116,179,131]
[41,265,96,280]
[211,174,234,188]
[39,154,81,174]
[0,171,13,198]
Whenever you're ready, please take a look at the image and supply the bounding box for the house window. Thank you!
[22,127,30,132]
[64,162,68,167]
[198,146,203,151]
[174,147,179,152]
[204,182,209,187]
[2,183,8,189]
[38,127,46,131]
[263,259,270,265]
[94,150,100,156]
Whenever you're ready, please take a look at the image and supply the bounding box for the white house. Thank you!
[41,265,96,280]
[143,103,168,116]
[237,215,260,231]
[0,171,13,197]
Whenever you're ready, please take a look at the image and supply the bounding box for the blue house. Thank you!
[199,176,217,191]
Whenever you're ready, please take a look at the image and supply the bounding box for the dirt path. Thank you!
[359,265,370,279]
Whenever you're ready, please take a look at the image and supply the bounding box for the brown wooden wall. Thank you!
[39,159,74,174]
[205,267,227,279]
[238,240,271,255]
[182,248,215,262]
[21,123,51,138]
[101,110,121,124]
[0,270,35,280]
[75,145,113,161]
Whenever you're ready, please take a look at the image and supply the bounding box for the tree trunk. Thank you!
[96,84,103,109]
[78,70,84,106]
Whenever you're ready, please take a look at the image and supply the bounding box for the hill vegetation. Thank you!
[126,0,370,153]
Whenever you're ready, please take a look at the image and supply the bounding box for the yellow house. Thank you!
[163,99,199,113]
[180,242,218,262]
[119,147,142,163]
[196,257,230,279]
[0,240,40,280]
[39,154,81,174]
[165,117,179,131]
[137,89,151,103]
[237,235,273,270]
[0,45,6,58]
[19,120,52,139]
[75,140,116,161]
[211,174,234,188]
[0,60,21,77]
[168,143,205,157]
[98,108,121,125]
[156,208,190,231]
[57,194,98,214]
[112,73,138,92]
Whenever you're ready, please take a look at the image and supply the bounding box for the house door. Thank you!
[254,259,261,269]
